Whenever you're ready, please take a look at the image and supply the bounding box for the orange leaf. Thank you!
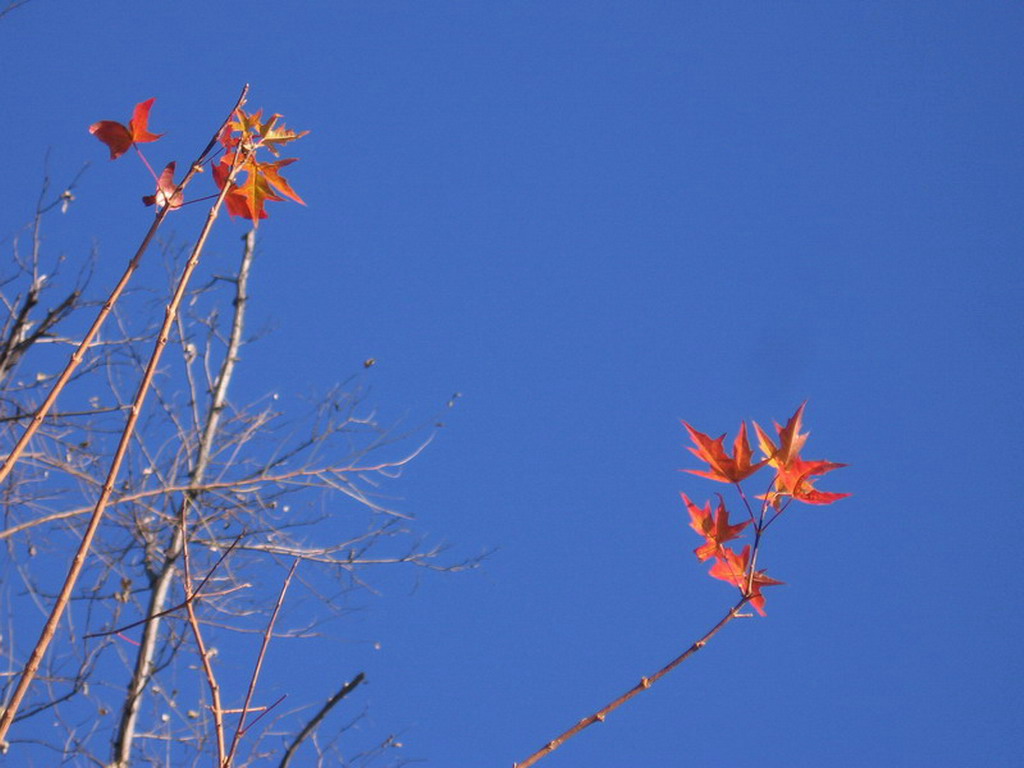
[753,404,849,506]
[708,545,784,616]
[141,162,183,210]
[771,457,850,506]
[682,421,766,483]
[259,159,305,205]
[89,98,163,160]
[213,156,264,221]
[682,493,749,562]
[227,108,309,155]
[214,154,303,226]
[753,402,809,469]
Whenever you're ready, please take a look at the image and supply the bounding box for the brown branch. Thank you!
[111,228,257,766]
[223,558,299,767]
[1,447,428,541]
[181,498,227,766]
[512,597,750,768]
[278,672,365,768]
[0,0,31,21]
[0,85,251,747]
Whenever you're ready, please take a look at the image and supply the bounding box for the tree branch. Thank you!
[512,597,750,768]
[278,673,365,768]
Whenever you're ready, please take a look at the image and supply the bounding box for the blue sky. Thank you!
[2,2,1022,766]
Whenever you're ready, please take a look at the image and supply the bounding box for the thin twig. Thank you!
[278,672,365,768]
[224,558,300,767]
[0,85,251,746]
[512,597,750,768]
[111,228,257,765]
[82,536,240,640]
[0,0,31,21]
[181,496,227,765]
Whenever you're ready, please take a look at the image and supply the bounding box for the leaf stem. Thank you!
[134,144,160,184]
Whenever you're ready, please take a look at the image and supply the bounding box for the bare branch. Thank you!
[278,672,365,768]
[0,84,252,746]
[513,598,751,768]
[224,558,299,766]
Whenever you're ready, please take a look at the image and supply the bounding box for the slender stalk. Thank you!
[223,558,299,767]
[85,537,240,641]
[181,499,227,765]
[111,229,256,767]
[512,597,749,768]
[278,673,366,768]
[0,90,251,745]
[0,84,248,490]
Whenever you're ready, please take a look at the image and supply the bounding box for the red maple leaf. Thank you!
[754,404,849,506]
[89,98,164,160]
[141,162,183,210]
[682,493,749,561]
[682,421,766,483]
[212,157,259,220]
[771,456,850,506]
[708,545,784,616]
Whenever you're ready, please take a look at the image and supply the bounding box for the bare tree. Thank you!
[0,95,473,766]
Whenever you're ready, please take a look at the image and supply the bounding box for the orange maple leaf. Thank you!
[141,162,183,210]
[214,155,305,226]
[683,493,749,561]
[771,456,850,506]
[89,98,164,160]
[224,108,309,155]
[212,158,256,220]
[754,404,849,506]
[753,402,809,469]
[708,545,784,616]
[682,421,766,483]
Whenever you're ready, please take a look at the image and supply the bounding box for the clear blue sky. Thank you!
[3,2,1022,766]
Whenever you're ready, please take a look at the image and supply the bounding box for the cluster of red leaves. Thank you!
[89,98,307,224]
[214,108,307,225]
[682,403,848,615]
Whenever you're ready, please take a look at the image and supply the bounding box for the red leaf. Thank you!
[89,98,163,160]
[213,156,263,221]
[88,121,132,161]
[708,545,784,616]
[682,493,749,562]
[141,162,183,210]
[682,421,766,483]
[128,98,163,144]
[753,404,849,506]
[772,457,850,505]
